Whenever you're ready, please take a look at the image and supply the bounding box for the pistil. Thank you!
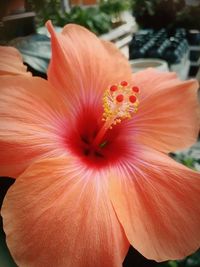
[92,81,139,148]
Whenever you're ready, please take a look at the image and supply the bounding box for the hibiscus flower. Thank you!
[0,21,200,267]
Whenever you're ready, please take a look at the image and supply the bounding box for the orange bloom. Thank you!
[0,45,30,76]
[0,21,200,267]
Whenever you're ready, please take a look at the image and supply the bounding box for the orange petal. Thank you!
[46,21,132,110]
[0,75,69,178]
[0,46,30,76]
[109,146,200,261]
[132,68,178,99]
[102,39,131,78]
[2,157,129,267]
[128,76,200,152]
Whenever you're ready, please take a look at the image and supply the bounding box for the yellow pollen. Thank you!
[92,81,139,147]
[102,81,139,128]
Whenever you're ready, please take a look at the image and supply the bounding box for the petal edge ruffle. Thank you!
[128,77,200,153]
[0,46,30,76]
[109,146,200,261]
[0,75,69,177]
[46,21,132,112]
[2,157,129,267]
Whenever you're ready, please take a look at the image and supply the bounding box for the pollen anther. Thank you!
[120,81,128,86]
[116,94,124,102]
[132,86,140,93]
[102,81,140,128]
[110,85,118,92]
[92,81,139,147]
[129,95,137,103]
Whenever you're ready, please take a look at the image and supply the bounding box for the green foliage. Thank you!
[99,0,131,23]
[170,148,199,170]
[131,0,160,16]
[174,153,196,169]
[168,261,179,267]
[100,0,131,15]
[161,144,200,267]
[184,250,200,267]
[26,0,65,26]
[159,250,200,267]
[161,261,178,267]
[26,0,113,35]
[63,6,111,35]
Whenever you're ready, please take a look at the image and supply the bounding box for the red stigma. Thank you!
[116,94,124,102]
[132,86,139,93]
[110,85,118,92]
[120,81,128,87]
[129,95,137,103]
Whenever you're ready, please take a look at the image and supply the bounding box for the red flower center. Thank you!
[66,106,130,169]
[66,81,139,169]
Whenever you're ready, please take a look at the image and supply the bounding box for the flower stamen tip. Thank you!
[103,81,139,128]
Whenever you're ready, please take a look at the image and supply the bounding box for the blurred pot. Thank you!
[129,58,169,73]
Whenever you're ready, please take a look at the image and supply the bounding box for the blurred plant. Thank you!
[170,147,200,170]
[64,6,111,34]
[183,250,200,267]
[131,0,200,30]
[161,145,200,267]
[175,5,200,29]
[159,250,200,267]
[100,0,131,24]
[26,0,65,26]
[26,0,112,34]
[171,153,196,169]
[131,0,185,29]
[167,262,179,267]
[161,261,179,267]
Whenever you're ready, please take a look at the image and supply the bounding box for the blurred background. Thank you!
[0,0,200,79]
[0,1,200,267]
